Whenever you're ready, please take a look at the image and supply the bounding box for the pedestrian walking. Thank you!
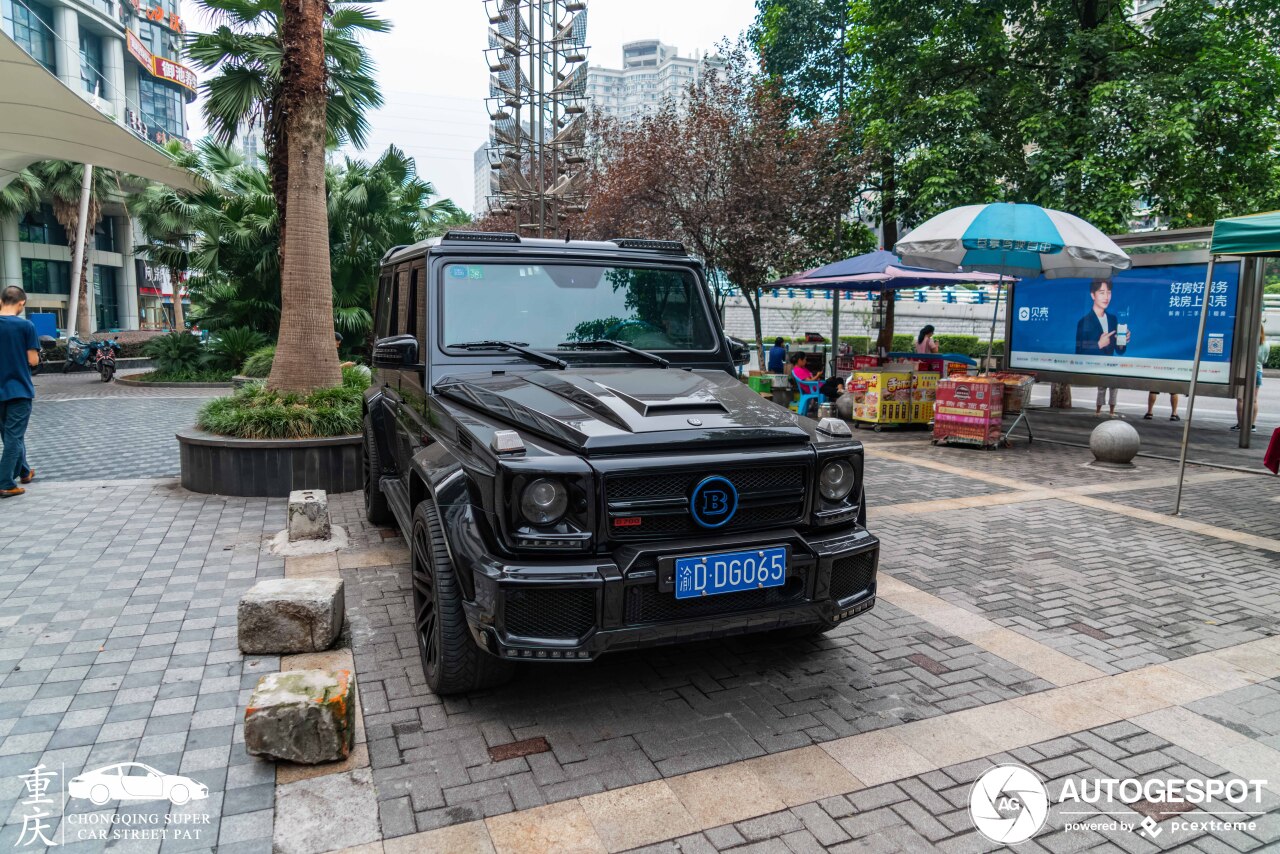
[0,286,39,498]
[1095,386,1118,417]
[1234,326,1269,432]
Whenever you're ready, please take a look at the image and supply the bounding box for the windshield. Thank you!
[442,263,717,352]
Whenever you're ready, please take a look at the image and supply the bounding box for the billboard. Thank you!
[1008,262,1240,384]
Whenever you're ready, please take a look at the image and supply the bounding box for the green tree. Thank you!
[187,0,389,252]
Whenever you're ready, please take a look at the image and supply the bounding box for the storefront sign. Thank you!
[125,29,152,69]
[124,0,184,32]
[152,56,197,93]
[1008,262,1241,384]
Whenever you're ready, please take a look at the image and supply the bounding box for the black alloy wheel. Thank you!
[409,501,514,695]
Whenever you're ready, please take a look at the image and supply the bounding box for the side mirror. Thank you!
[727,337,750,366]
[373,334,418,369]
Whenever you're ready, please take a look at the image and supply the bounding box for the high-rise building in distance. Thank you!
[586,40,714,122]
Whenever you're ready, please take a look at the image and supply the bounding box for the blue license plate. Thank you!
[673,547,788,599]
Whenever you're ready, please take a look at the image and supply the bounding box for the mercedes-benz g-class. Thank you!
[364,232,879,693]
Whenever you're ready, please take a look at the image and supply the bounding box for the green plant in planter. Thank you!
[196,366,370,439]
[207,327,270,372]
[241,345,276,378]
[143,332,205,374]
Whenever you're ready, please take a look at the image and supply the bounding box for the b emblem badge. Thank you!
[690,476,738,529]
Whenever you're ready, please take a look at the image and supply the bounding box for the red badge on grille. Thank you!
[613,517,642,527]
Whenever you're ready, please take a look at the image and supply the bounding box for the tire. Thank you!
[99,363,114,383]
[363,415,393,525]
[61,358,71,374]
[410,501,514,695]
[90,784,110,805]
[168,785,190,806]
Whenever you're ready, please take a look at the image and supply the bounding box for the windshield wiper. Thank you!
[558,339,670,368]
[448,340,567,369]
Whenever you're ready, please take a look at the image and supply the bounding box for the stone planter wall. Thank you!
[178,428,362,497]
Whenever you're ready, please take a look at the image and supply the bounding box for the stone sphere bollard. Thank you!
[1089,419,1140,468]
[835,392,855,421]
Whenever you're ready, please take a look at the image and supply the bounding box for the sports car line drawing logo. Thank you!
[68,763,209,806]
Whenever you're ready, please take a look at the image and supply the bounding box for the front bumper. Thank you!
[458,525,879,661]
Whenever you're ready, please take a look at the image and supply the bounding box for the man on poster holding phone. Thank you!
[1075,279,1130,356]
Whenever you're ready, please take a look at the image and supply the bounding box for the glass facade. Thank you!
[94,218,117,252]
[2,0,56,73]
[21,259,72,295]
[18,205,68,245]
[94,265,119,330]
[139,77,185,139]
[79,27,105,95]
[134,18,175,60]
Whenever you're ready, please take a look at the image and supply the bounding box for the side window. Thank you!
[374,273,394,339]
[411,262,426,352]
[395,267,411,338]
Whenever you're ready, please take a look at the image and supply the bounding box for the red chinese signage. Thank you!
[125,0,184,33]
[125,29,151,69]
[152,56,197,94]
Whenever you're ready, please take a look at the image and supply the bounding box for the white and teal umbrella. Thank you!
[894,203,1132,381]
[895,203,1131,279]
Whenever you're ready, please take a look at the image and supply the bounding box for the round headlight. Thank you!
[520,478,568,525]
[818,460,856,501]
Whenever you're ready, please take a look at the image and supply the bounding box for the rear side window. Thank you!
[395,267,411,337]
[374,273,394,339]
[410,263,426,352]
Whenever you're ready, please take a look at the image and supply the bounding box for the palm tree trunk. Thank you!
[267,0,341,393]
[169,265,186,331]
[76,258,91,336]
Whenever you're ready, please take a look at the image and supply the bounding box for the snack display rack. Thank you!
[989,372,1037,443]
[848,366,940,432]
[932,376,1005,448]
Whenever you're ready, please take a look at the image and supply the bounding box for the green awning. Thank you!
[1210,210,1280,256]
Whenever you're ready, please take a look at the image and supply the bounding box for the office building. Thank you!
[1,0,197,330]
[586,40,713,122]
[473,142,494,218]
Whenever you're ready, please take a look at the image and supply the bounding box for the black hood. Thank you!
[435,368,810,455]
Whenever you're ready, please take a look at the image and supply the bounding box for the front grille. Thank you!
[503,588,596,640]
[624,575,807,624]
[606,465,807,540]
[829,552,876,602]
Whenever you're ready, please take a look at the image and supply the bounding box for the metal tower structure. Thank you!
[484,0,591,236]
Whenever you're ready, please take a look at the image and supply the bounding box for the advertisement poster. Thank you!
[1008,261,1240,383]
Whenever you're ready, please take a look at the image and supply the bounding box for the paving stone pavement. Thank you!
[874,497,1280,675]
[864,457,1009,507]
[618,722,1280,853]
[1101,477,1280,543]
[344,564,1054,834]
[26,398,210,482]
[0,481,286,853]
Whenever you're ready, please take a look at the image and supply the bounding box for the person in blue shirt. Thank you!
[0,286,39,498]
[767,336,787,373]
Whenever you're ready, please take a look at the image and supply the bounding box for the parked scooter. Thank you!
[93,338,122,382]
[63,335,121,382]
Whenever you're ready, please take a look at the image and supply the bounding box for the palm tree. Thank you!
[187,0,389,253]
[267,0,340,393]
[0,168,44,225]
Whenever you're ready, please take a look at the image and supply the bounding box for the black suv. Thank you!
[365,232,879,694]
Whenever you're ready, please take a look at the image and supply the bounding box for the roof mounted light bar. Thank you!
[609,238,688,255]
[442,231,522,244]
[379,244,409,264]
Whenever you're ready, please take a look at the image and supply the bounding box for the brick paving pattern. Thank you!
[874,498,1280,675]
[343,565,1053,834]
[618,723,1280,853]
[0,483,284,853]
[26,398,209,482]
[864,457,1009,506]
[1103,477,1280,543]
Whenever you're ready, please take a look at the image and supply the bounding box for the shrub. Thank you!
[241,345,276,378]
[933,334,980,355]
[1268,345,1280,370]
[838,336,871,354]
[890,333,914,353]
[143,332,205,375]
[196,366,370,439]
[206,327,270,372]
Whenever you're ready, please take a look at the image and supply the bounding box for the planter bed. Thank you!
[117,373,235,389]
[177,428,361,497]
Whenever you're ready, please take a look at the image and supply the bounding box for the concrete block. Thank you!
[288,490,330,542]
[244,669,355,764]
[238,579,344,654]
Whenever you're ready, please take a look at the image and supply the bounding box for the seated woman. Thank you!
[790,351,817,382]
[791,352,844,402]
